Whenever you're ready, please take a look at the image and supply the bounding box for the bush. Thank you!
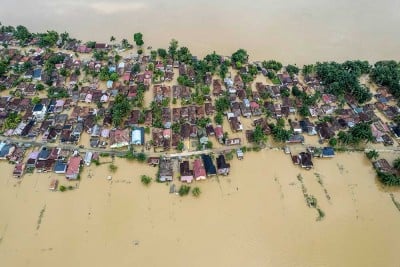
[178,185,191,196]
[59,185,66,192]
[192,187,201,197]
[109,164,118,173]
[141,175,152,186]
[136,152,147,162]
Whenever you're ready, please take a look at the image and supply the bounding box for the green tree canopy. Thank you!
[133,32,144,46]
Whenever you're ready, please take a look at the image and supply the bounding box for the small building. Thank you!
[299,152,313,169]
[321,147,335,158]
[159,158,173,182]
[131,127,145,145]
[110,128,130,148]
[216,155,230,175]
[54,160,67,174]
[49,179,58,191]
[32,103,47,121]
[147,157,160,166]
[193,158,207,180]
[13,163,25,178]
[201,154,216,176]
[180,161,193,183]
[84,152,93,166]
[225,138,241,146]
[236,149,244,160]
[66,156,82,180]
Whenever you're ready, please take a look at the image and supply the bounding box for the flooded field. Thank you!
[0,150,399,266]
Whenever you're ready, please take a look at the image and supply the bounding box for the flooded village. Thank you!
[1,23,400,267]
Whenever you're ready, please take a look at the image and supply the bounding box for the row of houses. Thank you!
[158,154,231,183]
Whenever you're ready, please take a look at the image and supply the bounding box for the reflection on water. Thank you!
[1,0,400,64]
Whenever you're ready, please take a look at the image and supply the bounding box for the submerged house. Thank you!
[65,156,82,180]
[159,158,173,182]
[180,161,193,183]
[216,155,230,175]
[193,158,206,180]
[131,127,145,145]
[299,152,313,169]
[201,154,216,176]
[321,147,335,158]
[13,163,25,178]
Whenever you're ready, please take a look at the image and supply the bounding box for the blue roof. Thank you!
[54,161,67,172]
[0,144,11,157]
[33,68,42,78]
[38,147,50,160]
[33,104,44,112]
[201,154,216,175]
[322,147,335,156]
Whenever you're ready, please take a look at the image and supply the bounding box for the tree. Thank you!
[109,164,118,173]
[177,141,184,152]
[329,137,337,147]
[37,30,59,47]
[168,39,179,59]
[214,112,224,125]
[205,141,213,149]
[110,36,115,43]
[286,64,299,76]
[133,32,144,46]
[178,185,191,196]
[14,25,31,45]
[215,96,230,113]
[231,49,248,68]
[35,83,45,91]
[31,96,41,105]
[366,150,379,160]
[0,61,8,76]
[136,152,147,162]
[192,187,201,197]
[253,125,267,144]
[157,48,167,59]
[262,60,282,71]
[393,158,400,170]
[302,64,314,76]
[141,175,152,186]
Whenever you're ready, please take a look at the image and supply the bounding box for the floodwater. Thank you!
[0,151,400,267]
[1,0,400,64]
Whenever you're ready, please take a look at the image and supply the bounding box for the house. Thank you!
[193,158,206,180]
[215,125,224,143]
[54,160,67,174]
[110,128,130,148]
[0,143,16,160]
[236,149,244,160]
[159,158,173,182]
[225,138,241,146]
[13,163,25,178]
[290,121,302,134]
[180,161,193,183]
[287,134,305,144]
[131,127,144,145]
[66,156,82,179]
[32,103,47,121]
[228,116,243,132]
[322,147,335,158]
[33,68,42,80]
[147,157,160,166]
[216,155,230,175]
[299,152,313,169]
[201,154,216,176]
[373,159,396,174]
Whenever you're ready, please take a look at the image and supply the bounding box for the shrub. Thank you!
[109,164,118,173]
[59,185,66,192]
[141,175,152,186]
[178,185,191,196]
[192,187,201,197]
